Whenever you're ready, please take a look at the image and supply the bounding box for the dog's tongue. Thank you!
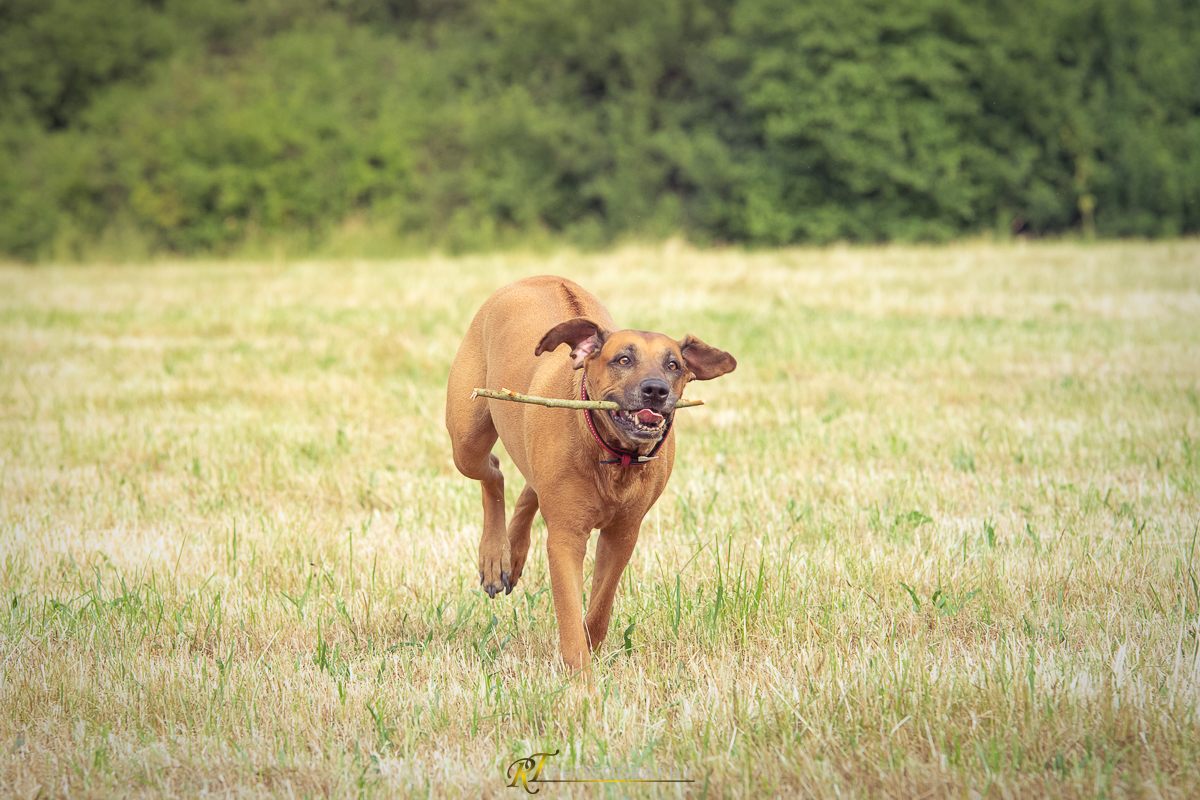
[635,409,664,425]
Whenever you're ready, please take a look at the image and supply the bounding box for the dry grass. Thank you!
[2,240,1199,798]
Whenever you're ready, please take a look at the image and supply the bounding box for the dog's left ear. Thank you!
[535,317,611,369]
[678,335,737,380]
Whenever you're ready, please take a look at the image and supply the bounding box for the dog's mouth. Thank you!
[609,407,669,440]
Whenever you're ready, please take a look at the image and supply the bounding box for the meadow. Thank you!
[1,241,1198,798]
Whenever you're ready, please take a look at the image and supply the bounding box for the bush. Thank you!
[1,0,1197,259]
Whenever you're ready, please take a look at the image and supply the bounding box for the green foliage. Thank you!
[722,0,1006,242]
[1,0,1198,259]
[720,0,1200,242]
[424,0,738,247]
[0,0,174,129]
[77,22,434,254]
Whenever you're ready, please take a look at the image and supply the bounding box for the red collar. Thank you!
[581,375,672,467]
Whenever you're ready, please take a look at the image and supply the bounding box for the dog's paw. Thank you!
[479,562,513,598]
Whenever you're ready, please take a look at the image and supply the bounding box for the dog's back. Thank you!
[446,276,612,471]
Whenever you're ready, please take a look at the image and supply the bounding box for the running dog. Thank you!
[445,276,736,672]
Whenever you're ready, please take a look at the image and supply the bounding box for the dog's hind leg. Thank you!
[507,484,539,587]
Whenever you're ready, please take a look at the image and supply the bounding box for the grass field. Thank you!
[2,241,1199,798]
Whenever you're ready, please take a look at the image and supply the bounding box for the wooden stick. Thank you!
[472,387,705,410]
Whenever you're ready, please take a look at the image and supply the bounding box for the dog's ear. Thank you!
[535,317,611,369]
[678,335,737,381]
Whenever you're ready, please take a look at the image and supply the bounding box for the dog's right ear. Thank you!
[535,317,610,369]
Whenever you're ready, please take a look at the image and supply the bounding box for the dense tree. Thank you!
[1,0,1197,259]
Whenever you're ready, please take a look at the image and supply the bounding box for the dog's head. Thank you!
[535,317,736,448]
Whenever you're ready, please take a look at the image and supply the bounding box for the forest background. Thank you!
[2,0,1199,261]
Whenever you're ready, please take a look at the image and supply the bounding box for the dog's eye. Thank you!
[667,361,679,371]
[617,356,631,366]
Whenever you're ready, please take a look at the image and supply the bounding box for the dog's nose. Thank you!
[640,379,671,405]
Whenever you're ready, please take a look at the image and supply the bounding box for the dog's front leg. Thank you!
[545,525,591,672]
[475,453,511,598]
[584,517,641,653]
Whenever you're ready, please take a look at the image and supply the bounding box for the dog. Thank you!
[445,276,736,672]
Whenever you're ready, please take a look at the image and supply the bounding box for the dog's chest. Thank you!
[581,464,665,528]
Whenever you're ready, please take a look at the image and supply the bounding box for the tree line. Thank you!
[2,0,1198,260]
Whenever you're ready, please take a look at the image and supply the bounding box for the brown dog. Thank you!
[445,276,736,672]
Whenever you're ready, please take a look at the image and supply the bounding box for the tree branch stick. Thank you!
[471,387,704,410]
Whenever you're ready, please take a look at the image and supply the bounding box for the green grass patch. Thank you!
[2,241,1199,797]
